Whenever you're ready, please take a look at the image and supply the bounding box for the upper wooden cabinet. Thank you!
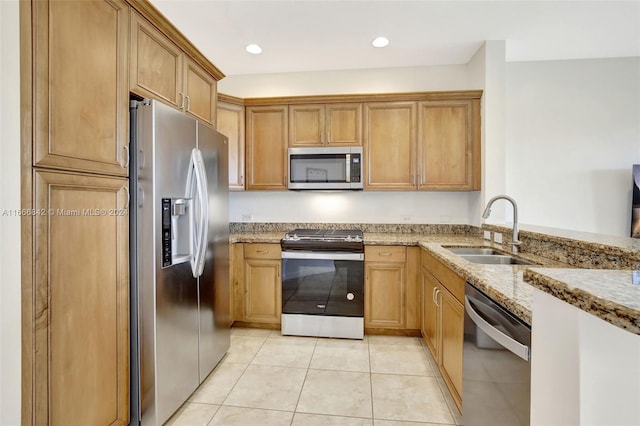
[364,101,417,190]
[365,98,480,191]
[217,96,246,190]
[130,11,217,126]
[418,100,480,190]
[289,103,362,147]
[32,0,130,176]
[245,105,288,190]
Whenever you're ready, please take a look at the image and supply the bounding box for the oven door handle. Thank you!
[281,251,364,261]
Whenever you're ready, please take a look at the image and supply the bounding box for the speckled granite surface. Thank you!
[524,269,640,334]
[483,223,640,269]
[230,223,640,332]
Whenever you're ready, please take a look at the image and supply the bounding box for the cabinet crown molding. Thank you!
[220,90,483,106]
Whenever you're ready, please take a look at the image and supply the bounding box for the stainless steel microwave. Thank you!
[287,147,363,190]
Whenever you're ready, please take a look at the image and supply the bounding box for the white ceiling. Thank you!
[150,0,640,76]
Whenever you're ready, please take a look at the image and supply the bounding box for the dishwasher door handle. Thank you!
[465,296,530,361]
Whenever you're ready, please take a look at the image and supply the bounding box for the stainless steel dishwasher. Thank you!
[463,283,531,426]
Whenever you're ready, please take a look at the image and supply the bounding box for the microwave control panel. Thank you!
[351,154,361,182]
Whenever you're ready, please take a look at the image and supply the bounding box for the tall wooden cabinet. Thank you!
[217,96,246,190]
[245,106,289,190]
[24,0,131,424]
[32,171,130,425]
[22,0,225,423]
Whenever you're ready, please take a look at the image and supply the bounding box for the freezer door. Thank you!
[197,122,231,382]
[137,100,200,426]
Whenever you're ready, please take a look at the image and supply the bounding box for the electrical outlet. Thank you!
[493,232,503,244]
[403,216,412,222]
[484,230,491,240]
[241,214,253,221]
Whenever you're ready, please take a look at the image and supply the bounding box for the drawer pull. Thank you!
[256,249,269,254]
[378,252,392,256]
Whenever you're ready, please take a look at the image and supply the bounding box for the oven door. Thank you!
[281,251,364,317]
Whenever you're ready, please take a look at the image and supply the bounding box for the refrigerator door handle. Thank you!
[186,148,209,278]
[194,148,208,277]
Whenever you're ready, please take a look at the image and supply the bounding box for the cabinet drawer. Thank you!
[365,246,406,263]
[244,243,281,259]
[421,249,464,303]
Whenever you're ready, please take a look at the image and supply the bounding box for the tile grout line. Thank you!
[289,336,318,425]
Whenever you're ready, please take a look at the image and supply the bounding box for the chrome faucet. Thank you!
[482,195,522,254]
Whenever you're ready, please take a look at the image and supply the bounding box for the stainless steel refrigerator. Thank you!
[129,99,230,425]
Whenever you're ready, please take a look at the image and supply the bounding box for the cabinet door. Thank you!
[326,103,362,146]
[440,286,464,409]
[33,0,129,176]
[184,57,216,125]
[33,170,129,425]
[421,268,440,360]
[130,11,183,109]
[418,100,480,190]
[246,106,288,190]
[365,262,406,329]
[363,102,417,190]
[244,259,282,323]
[289,104,325,147]
[217,101,245,190]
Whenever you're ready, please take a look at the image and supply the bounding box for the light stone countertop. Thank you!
[524,268,640,334]
[230,230,640,333]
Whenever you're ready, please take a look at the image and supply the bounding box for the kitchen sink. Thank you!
[446,247,504,256]
[444,247,538,266]
[458,254,537,265]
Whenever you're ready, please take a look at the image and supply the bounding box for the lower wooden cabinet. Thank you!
[364,246,420,333]
[421,248,464,411]
[230,243,282,326]
[31,170,129,425]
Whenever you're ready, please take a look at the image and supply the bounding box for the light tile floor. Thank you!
[166,327,463,426]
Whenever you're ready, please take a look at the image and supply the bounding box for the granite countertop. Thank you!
[525,268,640,334]
[230,229,640,333]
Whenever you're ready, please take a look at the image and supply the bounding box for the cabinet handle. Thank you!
[256,249,269,254]
[434,288,441,307]
[378,252,392,256]
[123,185,130,210]
[179,93,185,109]
[185,95,191,112]
[123,145,130,168]
[240,175,244,185]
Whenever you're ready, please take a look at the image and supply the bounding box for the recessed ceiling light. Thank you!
[245,44,262,54]
[372,37,390,48]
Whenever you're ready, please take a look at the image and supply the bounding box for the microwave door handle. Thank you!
[345,154,351,183]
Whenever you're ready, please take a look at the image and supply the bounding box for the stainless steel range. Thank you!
[280,229,364,339]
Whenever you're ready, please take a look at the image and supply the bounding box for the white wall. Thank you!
[230,190,470,224]
[223,64,482,224]
[0,1,22,424]
[506,57,640,237]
